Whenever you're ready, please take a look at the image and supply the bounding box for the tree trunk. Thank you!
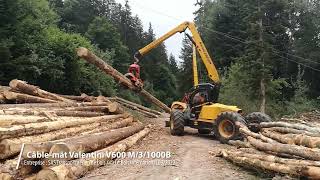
[239,126,275,143]
[258,0,266,114]
[0,122,104,159]
[0,115,56,127]
[261,129,320,148]
[3,91,58,104]
[247,136,320,161]
[76,47,170,113]
[265,127,320,137]
[2,158,36,178]
[20,117,131,159]
[112,96,161,115]
[0,102,111,110]
[0,109,105,117]
[228,140,253,148]
[0,93,6,104]
[80,117,133,135]
[64,103,123,114]
[60,93,94,102]
[220,150,320,179]
[259,79,266,113]
[259,121,320,134]
[35,127,151,180]
[9,79,73,103]
[0,114,126,140]
[48,123,144,161]
[119,102,158,118]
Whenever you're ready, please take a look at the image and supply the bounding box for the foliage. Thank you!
[192,0,319,116]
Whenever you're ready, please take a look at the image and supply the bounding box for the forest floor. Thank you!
[81,114,264,180]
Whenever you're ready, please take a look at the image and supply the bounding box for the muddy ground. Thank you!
[82,115,274,180]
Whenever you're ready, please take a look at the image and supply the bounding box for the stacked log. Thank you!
[0,80,152,179]
[109,96,162,118]
[217,111,320,179]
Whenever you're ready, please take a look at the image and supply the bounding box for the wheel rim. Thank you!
[218,119,235,138]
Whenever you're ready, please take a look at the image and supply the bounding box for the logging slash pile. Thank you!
[216,111,320,179]
[0,79,157,179]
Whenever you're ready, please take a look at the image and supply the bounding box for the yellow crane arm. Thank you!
[134,21,220,84]
[192,44,199,86]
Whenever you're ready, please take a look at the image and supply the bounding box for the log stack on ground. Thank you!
[0,80,153,179]
[216,111,320,179]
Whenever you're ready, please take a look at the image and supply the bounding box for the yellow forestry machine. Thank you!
[128,21,271,143]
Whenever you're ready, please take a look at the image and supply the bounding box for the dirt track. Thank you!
[82,115,258,180]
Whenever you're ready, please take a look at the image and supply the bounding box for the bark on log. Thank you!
[48,123,144,161]
[225,150,320,167]
[219,150,320,179]
[119,102,158,118]
[113,97,161,115]
[247,136,320,161]
[264,127,320,137]
[60,93,94,102]
[9,79,72,103]
[65,102,123,114]
[94,95,111,103]
[80,117,133,135]
[228,140,253,148]
[261,129,320,148]
[76,47,170,113]
[0,102,111,110]
[21,117,129,158]
[259,121,320,134]
[0,114,126,140]
[0,86,10,92]
[0,115,56,127]
[36,127,150,180]
[239,126,275,143]
[0,122,106,159]
[2,158,36,178]
[0,93,6,104]
[3,91,58,103]
[0,109,105,117]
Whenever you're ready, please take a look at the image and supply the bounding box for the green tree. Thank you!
[86,16,130,73]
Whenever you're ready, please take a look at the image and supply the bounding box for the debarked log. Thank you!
[259,121,320,134]
[3,91,58,104]
[219,150,320,179]
[261,129,320,148]
[0,114,127,140]
[9,79,73,103]
[48,122,144,161]
[0,122,107,159]
[247,136,320,161]
[21,117,130,158]
[35,127,151,180]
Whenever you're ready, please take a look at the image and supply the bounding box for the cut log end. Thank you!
[49,143,71,161]
[36,169,60,180]
[76,47,89,58]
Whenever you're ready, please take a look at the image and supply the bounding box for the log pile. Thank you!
[0,80,152,179]
[216,111,320,179]
[109,97,162,118]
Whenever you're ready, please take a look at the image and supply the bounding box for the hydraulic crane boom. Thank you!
[133,21,220,85]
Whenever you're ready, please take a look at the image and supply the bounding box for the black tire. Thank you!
[198,129,211,134]
[170,109,184,136]
[214,112,246,143]
[245,112,272,132]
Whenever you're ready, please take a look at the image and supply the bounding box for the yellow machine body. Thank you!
[171,101,241,123]
[198,103,241,121]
